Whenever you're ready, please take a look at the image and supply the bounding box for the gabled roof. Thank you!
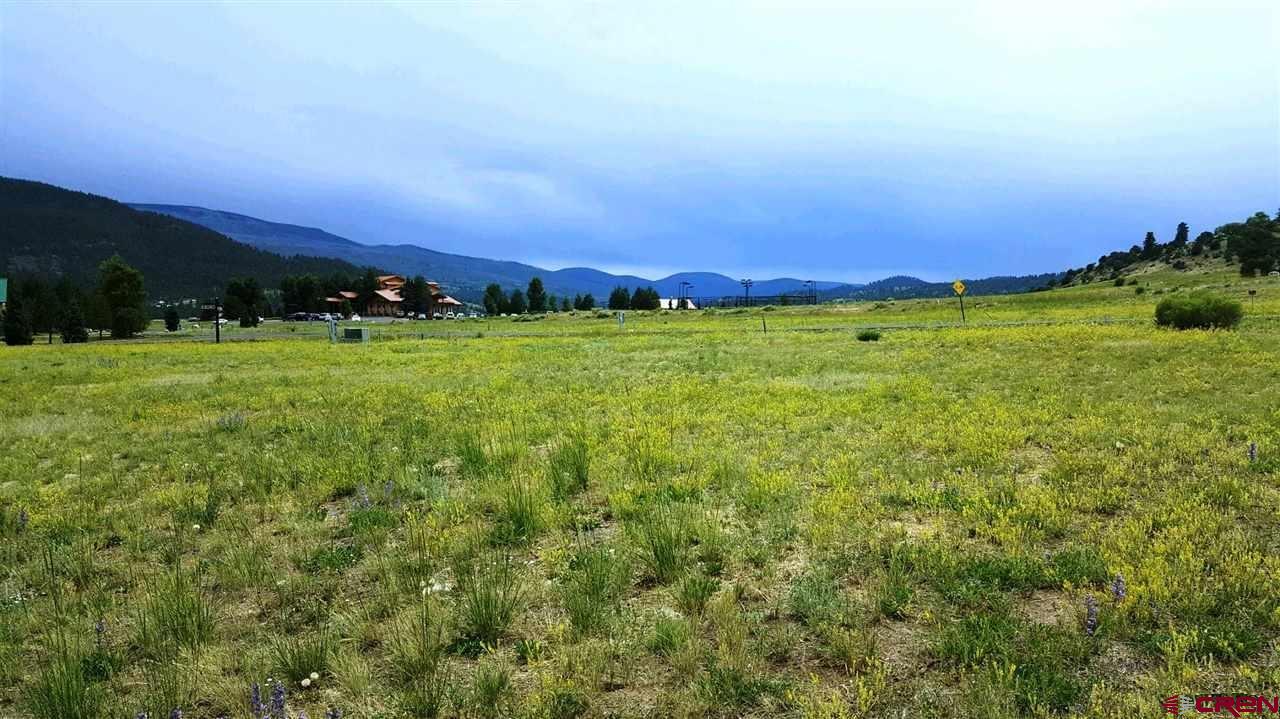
[437,295,463,305]
[338,290,359,300]
[373,289,403,302]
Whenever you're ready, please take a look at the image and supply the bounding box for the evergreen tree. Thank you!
[1140,232,1160,260]
[98,254,148,339]
[630,286,660,310]
[561,297,571,312]
[61,299,89,343]
[164,306,181,332]
[572,293,583,310]
[608,286,631,310]
[1170,222,1189,249]
[483,284,505,315]
[580,293,595,310]
[526,277,546,313]
[224,277,265,327]
[3,290,33,346]
[508,288,527,314]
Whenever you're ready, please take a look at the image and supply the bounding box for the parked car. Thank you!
[285,312,309,322]
[349,314,361,322]
[432,312,443,320]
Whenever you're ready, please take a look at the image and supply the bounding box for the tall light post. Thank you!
[804,280,816,305]
[740,278,753,307]
[678,281,694,309]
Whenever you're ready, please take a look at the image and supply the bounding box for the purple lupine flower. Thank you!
[1111,573,1127,602]
[325,709,342,719]
[1248,442,1258,463]
[94,618,106,646]
[270,680,287,719]
[250,682,264,716]
[1084,595,1099,636]
[169,710,182,719]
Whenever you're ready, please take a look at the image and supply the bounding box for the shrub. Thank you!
[1113,277,1126,287]
[856,329,881,342]
[1134,286,1146,295]
[1154,293,1243,330]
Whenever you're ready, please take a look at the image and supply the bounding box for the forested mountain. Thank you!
[130,204,855,299]
[1,178,366,300]
[1058,211,1280,286]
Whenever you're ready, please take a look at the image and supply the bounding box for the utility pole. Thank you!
[740,278,753,307]
[214,298,221,343]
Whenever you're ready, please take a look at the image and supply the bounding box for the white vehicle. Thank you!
[445,311,455,319]
[416,313,427,320]
[350,314,361,322]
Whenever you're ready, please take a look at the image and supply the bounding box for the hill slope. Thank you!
[129,204,856,299]
[1,178,366,300]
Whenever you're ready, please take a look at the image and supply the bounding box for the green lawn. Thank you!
[2,270,1279,718]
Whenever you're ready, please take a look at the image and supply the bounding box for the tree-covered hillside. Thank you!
[1,178,367,300]
[1060,211,1280,286]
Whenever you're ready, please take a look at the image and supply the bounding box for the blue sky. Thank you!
[2,2,1276,282]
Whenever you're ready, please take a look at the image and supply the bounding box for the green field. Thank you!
[3,269,1280,718]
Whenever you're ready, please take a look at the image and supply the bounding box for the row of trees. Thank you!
[481,277,598,315]
[608,285,661,310]
[3,255,147,345]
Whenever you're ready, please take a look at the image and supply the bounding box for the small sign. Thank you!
[952,280,966,296]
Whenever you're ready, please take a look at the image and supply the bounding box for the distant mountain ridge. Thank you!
[129,204,856,300]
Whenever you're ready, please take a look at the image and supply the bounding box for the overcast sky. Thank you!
[2,1,1277,282]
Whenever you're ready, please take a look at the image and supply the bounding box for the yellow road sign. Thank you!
[953,280,966,296]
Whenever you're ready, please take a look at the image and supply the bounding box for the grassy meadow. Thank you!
[2,268,1280,718]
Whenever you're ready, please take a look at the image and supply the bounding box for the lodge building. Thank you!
[326,274,463,317]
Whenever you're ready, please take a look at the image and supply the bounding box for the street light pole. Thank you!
[740,278,753,307]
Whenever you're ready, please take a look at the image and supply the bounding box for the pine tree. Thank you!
[526,277,546,313]
[483,284,505,315]
[62,300,90,343]
[561,297,571,312]
[581,293,595,310]
[98,254,148,339]
[164,306,181,332]
[608,286,631,310]
[508,289,527,314]
[3,292,33,346]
